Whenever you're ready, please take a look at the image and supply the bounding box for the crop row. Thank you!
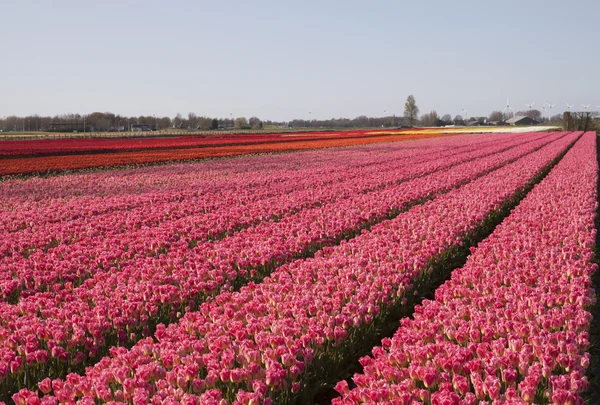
[11,132,581,404]
[333,131,597,405]
[0,131,525,229]
[0,129,415,158]
[0,133,564,399]
[0,134,475,234]
[0,131,466,176]
[1,130,520,250]
[0,133,554,301]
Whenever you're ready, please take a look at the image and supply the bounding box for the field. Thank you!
[0,129,471,176]
[0,127,559,176]
[0,130,597,405]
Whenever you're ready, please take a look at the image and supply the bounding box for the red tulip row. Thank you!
[0,131,467,176]
[0,129,418,158]
[333,131,597,405]
[13,132,580,405]
[0,133,562,400]
[0,133,549,302]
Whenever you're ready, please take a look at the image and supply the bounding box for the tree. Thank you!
[96,117,111,131]
[249,117,263,130]
[420,110,439,127]
[187,113,198,129]
[173,113,183,129]
[158,116,171,129]
[489,111,504,122]
[234,117,249,129]
[453,115,464,125]
[404,95,419,127]
[196,116,212,130]
[549,114,563,124]
[525,109,542,120]
[441,114,452,124]
[211,119,219,130]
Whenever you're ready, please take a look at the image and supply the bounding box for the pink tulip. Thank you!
[7,131,589,404]
[332,132,596,404]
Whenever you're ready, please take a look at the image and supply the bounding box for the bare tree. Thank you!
[195,117,212,130]
[158,116,172,129]
[420,110,439,127]
[489,111,504,121]
[187,113,198,129]
[234,117,249,129]
[549,114,563,124]
[173,113,183,129]
[249,117,263,130]
[517,109,542,120]
[96,117,110,131]
[404,95,419,127]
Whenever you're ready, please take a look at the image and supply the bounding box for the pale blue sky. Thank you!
[1,0,598,120]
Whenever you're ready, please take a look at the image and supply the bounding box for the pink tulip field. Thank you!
[332,131,598,405]
[0,130,597,404]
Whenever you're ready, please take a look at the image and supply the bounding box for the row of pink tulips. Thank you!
[0,135,476,224]
[333,131,597,405]
[0,133,564,399]
[0,132,532,232]
[1,131,524,245]
[14,132,581,404]
[3,131,524,248]
[0,133,550,302]
[0,144,420,239]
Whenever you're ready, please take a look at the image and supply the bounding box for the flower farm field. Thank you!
[0,130,407,157]
[0,129,467,176]
[0,130,597,405]
[0,127,551,177]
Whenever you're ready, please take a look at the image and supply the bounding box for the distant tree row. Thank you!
[0,96,568,133]
[0,112,268,133]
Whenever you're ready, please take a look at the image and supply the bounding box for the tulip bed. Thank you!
[1,132,504,228]
[0,131,553,301]
[0,130,525,228]
[0,130,412,158]
[0,133,564,400]
[0,130,530,250]
[333,131,598,405]
[9,132,583,405]
[1,140,433,228]
[0,131,466,176]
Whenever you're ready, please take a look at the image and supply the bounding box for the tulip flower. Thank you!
[333,132,596,404]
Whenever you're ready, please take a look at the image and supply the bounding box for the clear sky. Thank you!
[1,0,598,120]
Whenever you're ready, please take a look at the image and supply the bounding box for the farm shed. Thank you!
[506,116,540,126]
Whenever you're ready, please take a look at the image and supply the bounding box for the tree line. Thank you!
[0,113,265,133]
[0,95,567,133]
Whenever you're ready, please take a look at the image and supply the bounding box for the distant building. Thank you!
[49,122,85,132]
[131,123,155,131]
[506,116,540,126]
